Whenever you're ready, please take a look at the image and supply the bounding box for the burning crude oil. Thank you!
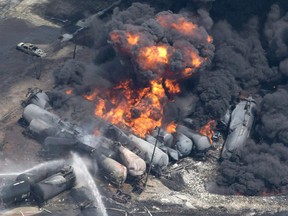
[81,8,214,138]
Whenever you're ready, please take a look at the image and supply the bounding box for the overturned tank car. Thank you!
[21,88,50,109]
[220,96,256,160]
[0,161,75,206]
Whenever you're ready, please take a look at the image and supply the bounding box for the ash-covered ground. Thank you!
[1,0,288,215]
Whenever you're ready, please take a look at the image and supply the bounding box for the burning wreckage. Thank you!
[19,89,199,182]
[0,4,259,206]
[0,86,257,206]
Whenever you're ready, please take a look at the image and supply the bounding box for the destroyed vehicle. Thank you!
[16,42,46,57]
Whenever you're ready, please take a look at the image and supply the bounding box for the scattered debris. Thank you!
[112,189,131,204]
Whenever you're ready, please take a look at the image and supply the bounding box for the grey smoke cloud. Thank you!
[265,4,288,60]
[193,16,278,120]
[215,89,288,195]
[216,139,288,195]
[258,89,288,144]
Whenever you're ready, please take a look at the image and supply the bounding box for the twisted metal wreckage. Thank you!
[0,88,256,206]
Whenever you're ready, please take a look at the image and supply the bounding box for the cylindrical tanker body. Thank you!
[31,166,76,204]
[29,91,50,109]
[28,118,59,139]
[23,104,60,125]
[97,154,127,186]
[145,135,165,148]
[151,128,173,147]
[21,88,51,109]
[118,145,146,176]
[146,135,179,161]
[76,135,115,155]
[16,160,66,185]
[129,135,169,171]
[220,97,256,160]
[0,180,30,205]
[175,132,193,157]
[43,137,78,155]
[176,125,211,151]
[103,124,131,146]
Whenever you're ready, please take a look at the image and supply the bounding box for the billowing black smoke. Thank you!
[53,1,288,196]
[92,2,215,84]
[193,17,279,120]
[207,2,288,195]
[53,2,215,126]
[215,89,288,195]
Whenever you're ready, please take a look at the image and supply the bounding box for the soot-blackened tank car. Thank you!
[220,96,256,160]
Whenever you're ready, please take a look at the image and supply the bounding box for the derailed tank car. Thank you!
[0,180,30,205]
[176,125,211,152]
[21,88,50,109]
[31,166,76,204]
[16,160,66,184]
[0,162,75,206]
[129,135,169,172]
[220,96,256,160]
[97,154,127,186]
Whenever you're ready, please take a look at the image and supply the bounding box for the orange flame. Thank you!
[191,52,203,68]
[95,98,106,116]
[181,50,204,77]
[110,14,212,80]
[138,45,168,71]
[164,79,180,94]
[86,13,214,138]
[65,89,73,95]
[84,90,98,101]
[83,79,174,137]
[171,17,197,35]
[207,35,213,43]
[165,121,177,133]
[110,31,140,53]
[110,31,120,42]
[156,14,197,36]
[127,33,139,45]
[199,120,216,144]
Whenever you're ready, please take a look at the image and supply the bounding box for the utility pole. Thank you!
[144,127,161,188]
[73,43,77,59]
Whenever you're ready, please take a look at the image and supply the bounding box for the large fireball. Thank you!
[87,11,214,137]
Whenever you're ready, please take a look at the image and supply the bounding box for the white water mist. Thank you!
[72,153,108,216]
[0,173,21,176]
